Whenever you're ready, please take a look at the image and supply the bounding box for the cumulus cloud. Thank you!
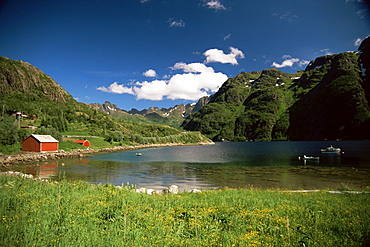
[97,63,228,101]
[271,55,309,68]
[143,69,157,77]
[171,62,214,73]
[134,80,169,100]
[204,47,245,65]
[97,82,135,95]
[204,0,226,10]
[168,18,185,27]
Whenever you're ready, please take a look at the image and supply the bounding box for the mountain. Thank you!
[0,56,210,147]
[91,101,195,128]
[359,36,370,104]
[90,101,124,115]
[287,52,370,140]
[192,96,210,112]
[182,38,370,141]
[0,57,73,103]
[127,104,195,127]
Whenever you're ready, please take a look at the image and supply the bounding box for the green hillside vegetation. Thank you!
[182,68,305,141]
[117,111,187,128]
[0,57,210,154]
[182,44,370,141]
[288,52,370,140]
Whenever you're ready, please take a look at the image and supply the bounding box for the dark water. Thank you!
[21,141,370,191]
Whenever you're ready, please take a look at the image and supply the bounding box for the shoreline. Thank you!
[0,141,214,168]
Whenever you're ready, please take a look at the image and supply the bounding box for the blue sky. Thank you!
[1,0,369,111]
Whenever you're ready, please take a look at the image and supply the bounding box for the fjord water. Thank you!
[27,141,370,191]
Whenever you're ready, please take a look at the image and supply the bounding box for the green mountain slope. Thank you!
[182,38,370,141]
[288,52,370,140]
[0,57,210,149]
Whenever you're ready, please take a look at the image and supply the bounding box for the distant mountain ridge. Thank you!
[90,101,195,128]
[182,37,370,141]
[90,101,127,115]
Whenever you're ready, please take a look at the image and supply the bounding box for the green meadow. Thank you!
[0,175,369,246]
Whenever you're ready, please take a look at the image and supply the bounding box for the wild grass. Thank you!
[0,175,369,246]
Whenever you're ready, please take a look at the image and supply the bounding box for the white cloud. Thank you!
[319,49,332,55]
[168,18,185,27]
[171,62,214,73]
[97,63,228,101]
[271,55,309,68]
[134,80,169,100]
[204,47,245,65]
[143,69,157,77]
[166,72,226,100]
[355,38,363,46]
[204,0,226,10]
[97,82,135,95]
[298,60,310,67]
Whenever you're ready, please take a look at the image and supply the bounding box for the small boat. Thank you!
[135,153,142,156]
[321,145,341,153]
[302,155,319,160]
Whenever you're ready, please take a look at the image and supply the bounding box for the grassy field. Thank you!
[1,176,369,246]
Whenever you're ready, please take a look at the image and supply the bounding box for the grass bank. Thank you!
[1,176,369,246]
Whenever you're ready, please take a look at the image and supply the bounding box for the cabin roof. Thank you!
[30,134,59,143]
[74,140,89,143]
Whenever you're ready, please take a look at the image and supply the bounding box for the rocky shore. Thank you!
[0,142,214,168]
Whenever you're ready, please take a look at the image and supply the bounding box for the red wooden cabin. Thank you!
[74,140,90,147]
[22,135,59,152]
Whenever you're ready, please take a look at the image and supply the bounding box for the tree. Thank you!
[0,116,19,145]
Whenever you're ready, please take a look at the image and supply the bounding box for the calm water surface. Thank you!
[22,141,370,191]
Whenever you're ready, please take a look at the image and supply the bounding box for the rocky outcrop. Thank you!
[90,101,127,115]
[0,56,73,103]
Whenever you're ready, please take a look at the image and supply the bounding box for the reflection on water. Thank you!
[15,141,370,191]
[26,163,59,180]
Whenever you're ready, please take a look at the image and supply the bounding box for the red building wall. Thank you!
[22,136,58,152]
[40,142,59,152]
[82,141,90,147]
[22,136,41,152]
